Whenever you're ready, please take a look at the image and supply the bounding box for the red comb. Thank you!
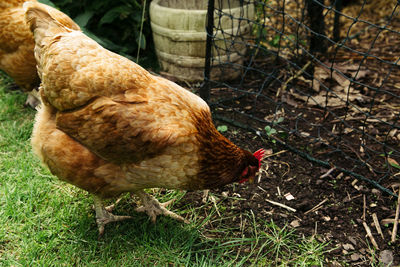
[253,148,265,168]
[253,149,265,160]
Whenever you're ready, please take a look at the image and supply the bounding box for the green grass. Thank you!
[0,74,329,266]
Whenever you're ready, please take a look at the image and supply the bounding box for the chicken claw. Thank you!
[104,197,122,212]
[135,191,189,224]
[93,196,132,236]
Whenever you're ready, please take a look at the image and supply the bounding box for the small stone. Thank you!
[350,253,361,261]
[379,250,394,267]
[322,216,331,222]
[221,191,229,198]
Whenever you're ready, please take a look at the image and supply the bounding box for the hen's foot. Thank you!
[135,191,189,224]
[93,196,132,237]
[24,89,40,109]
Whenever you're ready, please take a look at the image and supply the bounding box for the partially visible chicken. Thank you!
[25,2,265,235]
[0,0,79,107]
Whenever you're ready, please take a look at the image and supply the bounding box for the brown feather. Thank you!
[0,0,79,92]
[27,2,259,200]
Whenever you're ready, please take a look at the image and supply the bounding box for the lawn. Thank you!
[0,73,328,266]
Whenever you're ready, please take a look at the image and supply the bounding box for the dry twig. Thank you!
[381,218,400,225]
[362,221,379,250]
[265,199,296,212]
[391,196,400,242]
[202,190,209,204]
[312,221,318,240]
[320,167,336,178]
[276,61,311,97]
[362,194,366,221]
[372,213,384,240]
[263,150,288,159]
[304,199,328,215]
[257,185,268,193]
[210,195,221,217]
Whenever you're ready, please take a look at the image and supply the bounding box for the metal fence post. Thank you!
[333,0,343,42]
[306,0,327,54]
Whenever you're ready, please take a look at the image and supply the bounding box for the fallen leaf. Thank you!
[290,220,300,228]
[388,158,400,169]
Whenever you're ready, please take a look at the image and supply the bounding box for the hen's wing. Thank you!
[55,94,196,164]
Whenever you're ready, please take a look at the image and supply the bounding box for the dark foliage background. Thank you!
[38,0,157,68]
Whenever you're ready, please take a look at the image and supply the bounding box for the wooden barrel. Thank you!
[150,0,254,81]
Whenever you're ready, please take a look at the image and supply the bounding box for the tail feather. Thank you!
[23,1,79,46]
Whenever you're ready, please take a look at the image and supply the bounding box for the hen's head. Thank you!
[238,149,265,184]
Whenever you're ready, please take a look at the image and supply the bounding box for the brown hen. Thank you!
[25,1,265,235]
[0,0,79,107]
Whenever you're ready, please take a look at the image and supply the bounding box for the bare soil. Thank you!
[178,126,400,265]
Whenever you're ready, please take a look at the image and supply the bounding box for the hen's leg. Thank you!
[93,195,132,236]
[134,191,189,224]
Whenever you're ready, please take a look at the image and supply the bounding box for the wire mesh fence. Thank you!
[201,0,400,196]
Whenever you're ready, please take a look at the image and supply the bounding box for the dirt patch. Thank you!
[177,126,399,265]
